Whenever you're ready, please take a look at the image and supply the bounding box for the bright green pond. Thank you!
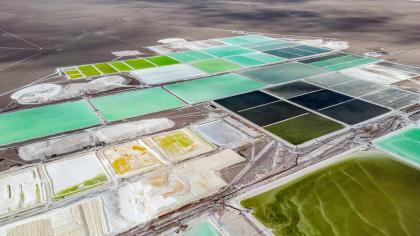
[241,151,420,236]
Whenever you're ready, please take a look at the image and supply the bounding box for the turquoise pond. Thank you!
[185,220,221,236]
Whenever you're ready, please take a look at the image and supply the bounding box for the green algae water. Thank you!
[241,151,420,236]
[185,220,221,236]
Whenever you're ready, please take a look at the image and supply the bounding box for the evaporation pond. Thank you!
[264,113,344,145]
[0,100,102,146]
[164,73,265,104]
[241,151,420,236]
[243,62,327,84]
[374,126,420,164]
[184,220,221,236]
[90,87,184,122]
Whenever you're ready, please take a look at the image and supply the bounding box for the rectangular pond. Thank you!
[0,100,102,146]
[323,58,380,71]
[302,53,362,67]
[264,113,344,145]
[109,61,133,72]
[62,67,84,79]
[377,61,420,74]
[225,52,285,67]
[94,63,118,74]
[304,72,355,87]
[341,63,416,85]
[183,219,222,236]
[190,58,242,74]
[329,78,385,97]
[265,81,323,99]
[301,53,380,71]
[241,39,297,51]
[288,89,353,110]
[78,65,102,77]
[90,87,185,122]
[319,99,390,125]
[129,64,208,85]
[264,49,303,59]
[215,90,279,112]
[168,50,214,63]
[44,152,110,200]
[193,120,248,147]
[216,34,275,45]
[263,45,330,60]
[237,101,307,126]
[99,139,164,178]
[164,73,266,104]
[201,45,255,57]
[361,88,420,110]
[123,58,156,70]
[374,126,420,165]
[145,55,180,66]
[145,128,215,162]
[242,62,327,84]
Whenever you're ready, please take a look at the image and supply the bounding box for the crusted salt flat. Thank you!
[44,152,110,200]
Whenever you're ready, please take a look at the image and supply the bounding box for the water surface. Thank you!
[241,151,420,236]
